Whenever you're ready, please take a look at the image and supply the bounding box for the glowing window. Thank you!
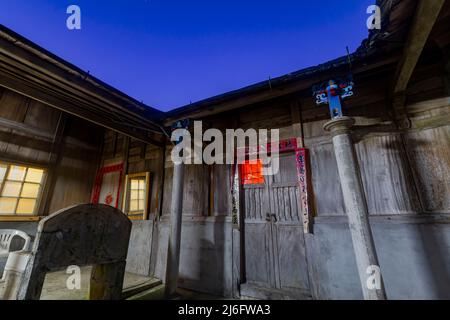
[129,178,145,212]
[0,162,45,215]
[123,172,150,220]
[240,160,264,185]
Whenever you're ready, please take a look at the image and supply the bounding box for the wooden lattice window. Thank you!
[0,162,45,216]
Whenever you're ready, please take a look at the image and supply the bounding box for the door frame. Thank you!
[236,138,313,298]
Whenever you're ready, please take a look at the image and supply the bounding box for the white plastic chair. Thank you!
[0,230,31,300]
[0,230,31,258]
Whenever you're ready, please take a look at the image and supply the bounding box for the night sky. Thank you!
[0,0,374,111]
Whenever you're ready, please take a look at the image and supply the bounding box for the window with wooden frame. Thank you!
[0,162,45,216]
[122,172,150,220]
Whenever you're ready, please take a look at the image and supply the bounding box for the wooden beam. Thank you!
[118,136,130,210]
[164,56,400,126]
[0,71,164,147]
[39,112,68,215]
[0,118,99,151]
[157,143,167,220]
[0,57,162,131]
[0,153,48,168]
[0,33,164,124]
[0,215,43,222]
[440,45,450,95]
[290,100,304,148]
[393,0,445,93]
[165,161,185,296]
[0,117,53,140]
[0,58,163,137]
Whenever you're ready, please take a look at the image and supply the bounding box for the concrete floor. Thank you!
[40,266,152,300]
[38,266,232,300]
[175,288,231,300]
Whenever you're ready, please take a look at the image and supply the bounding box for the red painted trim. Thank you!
[238,138,298,156]
[91,163,124,208]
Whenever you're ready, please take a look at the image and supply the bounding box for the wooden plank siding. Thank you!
[0,86,104,218]
[100,130,165,219]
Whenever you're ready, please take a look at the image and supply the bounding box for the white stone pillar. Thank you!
[324,116,386,300]
[165,162,185,296]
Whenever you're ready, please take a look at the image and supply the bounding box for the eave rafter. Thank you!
[0,29,165,147]
[392,0,446,95]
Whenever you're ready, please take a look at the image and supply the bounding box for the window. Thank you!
[240,159,264,185]
[122,172,150,220]
[0,162,45,215]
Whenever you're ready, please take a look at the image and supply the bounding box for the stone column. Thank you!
[324,116,386,300]
[165,162,185,296]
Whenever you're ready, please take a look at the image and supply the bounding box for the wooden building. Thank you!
[0,0,449,299]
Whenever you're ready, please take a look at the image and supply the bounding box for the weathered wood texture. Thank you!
[212,164,231,216]
[162,167,173,215]
[309,142,346,216]
[242,153,310,299]
[161,145,230,217]
[125,220,154,275]
[17,204,131,300]
[0,88,59,164]
[47,117,103,213]
[303,120,345,216]
[101,130,165,217]
[239,102,292,130]
[405,125,450,213]
[159,97,449,221]
[0,87,104,215]
[182,164,209,216]
[300,94,449,217]
[355,133,421,215]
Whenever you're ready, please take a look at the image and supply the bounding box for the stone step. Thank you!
[240,283,312,300]
[125,283,165,300]
[122,278,162,299]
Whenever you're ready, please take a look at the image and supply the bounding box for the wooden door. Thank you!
[241,153,311,299]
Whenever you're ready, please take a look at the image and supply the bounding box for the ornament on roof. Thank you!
[312,75,354,119]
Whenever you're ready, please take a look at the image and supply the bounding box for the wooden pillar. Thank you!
[441,45,450,95]
[165,161,185,296]
[324,116,386,300]
[39,112,67,215]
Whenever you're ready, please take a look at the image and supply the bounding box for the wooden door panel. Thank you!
[273,154,298,184]
[275,224,310,291]
[243,186,265,221]
[269,186,301,222]
[241,151,311,298]
[244,222,272,286]
[269,153,310,293]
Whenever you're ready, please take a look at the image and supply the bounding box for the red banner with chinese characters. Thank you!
[237,138,313,233]
[295,148,313,233]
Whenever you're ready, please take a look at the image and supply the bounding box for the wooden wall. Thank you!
[404,100,450,213]
[0,88,59,165]
[47,117,104,213]
[159,43,450,220]
[161,145,231,217]
[100,130,165,218]
[0,86,104,216]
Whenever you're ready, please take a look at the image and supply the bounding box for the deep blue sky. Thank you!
[0,1,374,111]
